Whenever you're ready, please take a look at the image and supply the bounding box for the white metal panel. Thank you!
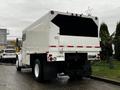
[22,17,50,65]
[59,35,100,52]
[21,10,100,63]
[49,22,59,52]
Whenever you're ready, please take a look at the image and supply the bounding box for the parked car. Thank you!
[1,48,17,63]
[88,52,100,60]
[0,50,3,60]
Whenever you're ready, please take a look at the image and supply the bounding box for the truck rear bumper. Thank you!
[48,53,89,69]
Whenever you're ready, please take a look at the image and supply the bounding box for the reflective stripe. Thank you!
[49,45,56,47]
[67,45,74,47]
[59,45,64,47]
[49,45,100,48]
[86,46,92,48]
[77,46,83,48]
[94,46,100,48]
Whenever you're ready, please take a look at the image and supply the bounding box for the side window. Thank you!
[22,33,26,41]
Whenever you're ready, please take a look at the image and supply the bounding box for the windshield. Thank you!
[52,14,98,37]
[5,50,15,53]
[6,46,15,49]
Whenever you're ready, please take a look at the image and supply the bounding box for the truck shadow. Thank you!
[17,68,89,84]
[14,68,94,90]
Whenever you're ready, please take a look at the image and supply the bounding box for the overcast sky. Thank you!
[0,0,120,39]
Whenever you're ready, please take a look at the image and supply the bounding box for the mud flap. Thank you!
[83,61,91,77]
[43,63,57,80]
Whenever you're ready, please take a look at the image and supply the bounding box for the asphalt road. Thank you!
[0,63,120,90]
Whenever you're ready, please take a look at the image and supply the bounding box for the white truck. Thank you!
[16,10,100,82]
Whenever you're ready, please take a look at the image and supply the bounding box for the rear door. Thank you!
[51,14,100,52]
[59,35,100,52]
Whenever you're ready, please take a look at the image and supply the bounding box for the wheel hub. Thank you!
[34,64,39,78]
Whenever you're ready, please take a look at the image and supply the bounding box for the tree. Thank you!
[114,22,120,59]
[99,23,113,60]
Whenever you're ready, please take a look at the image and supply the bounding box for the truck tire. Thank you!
[0,56,2,62]
[33,59,44,82]
[16,60,21,71]
[69,73,76,80]
[69,72,82,80]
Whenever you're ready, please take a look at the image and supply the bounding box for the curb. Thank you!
[90,75,120,86]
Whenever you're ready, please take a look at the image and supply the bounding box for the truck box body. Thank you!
[17,11,100,81]
[22,11,100,64]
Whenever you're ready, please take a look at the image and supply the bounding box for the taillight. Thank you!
[49,54,52,57]
[96,54,100,58]
[49,57,53,61]
[47,54,56,62]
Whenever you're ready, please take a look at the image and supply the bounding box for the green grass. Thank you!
[92,60,120,81]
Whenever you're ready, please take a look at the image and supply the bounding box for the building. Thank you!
[0,29,7,50]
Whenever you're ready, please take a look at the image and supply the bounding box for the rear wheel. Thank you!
[69,72,83,80]
[69,72,76,80]
[33,59,44,82]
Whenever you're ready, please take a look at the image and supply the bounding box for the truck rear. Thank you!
[16,11,100,82]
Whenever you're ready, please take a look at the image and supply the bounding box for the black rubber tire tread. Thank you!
[16,60,21,71]
[17,67,21,71]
